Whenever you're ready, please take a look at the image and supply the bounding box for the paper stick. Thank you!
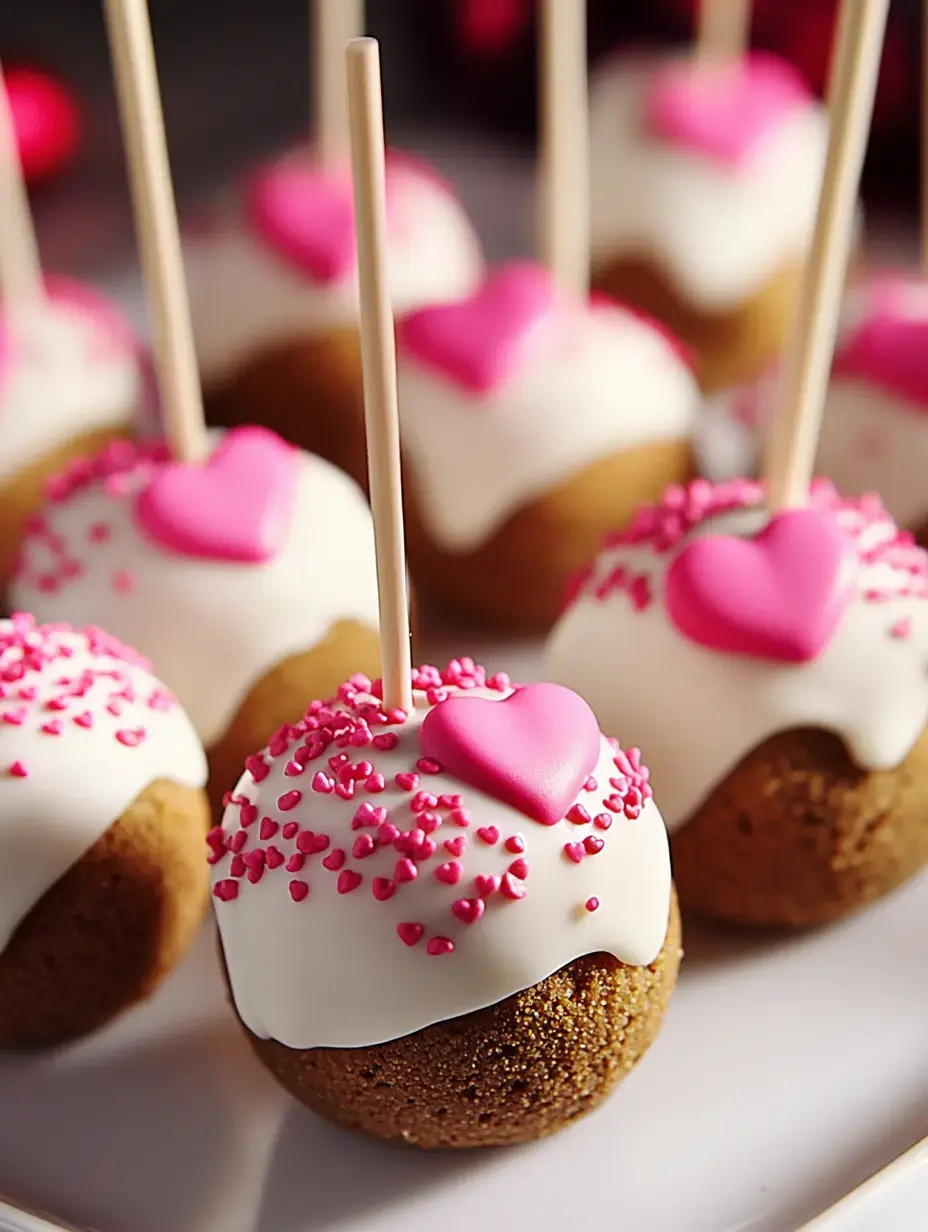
[0,64,44,308]
[539,0,590,298]
[763,0,889,513]
[315,0,364,167]
[696,0,752,64]
[345,37,413,715]
[103,0,208,464]
[796,1132,928,1230]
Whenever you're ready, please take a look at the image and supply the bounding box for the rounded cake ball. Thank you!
[0,278,143,588]
[10,427,381,813]
[210,660,680,1149]
[396,262,700,633]
[547,477,928,928]
[0,616,208,1049]
[183,151,483,487]
[589,52,830,392]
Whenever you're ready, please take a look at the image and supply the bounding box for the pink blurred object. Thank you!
[6,66,82,186]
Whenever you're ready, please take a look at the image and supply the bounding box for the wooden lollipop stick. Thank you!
[764,0,889,513]
[696,0,752,64]
[0,63,44,308]
[539,0,590,299]
[315,0,364,167]
[796,1132,928,1229]
[345,37,413,716]
[103,0,208,465]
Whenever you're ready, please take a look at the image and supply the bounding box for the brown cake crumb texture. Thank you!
[243,891,681,1149]
[593,254,804,393]
[0,779,210,1049]
[206,620,382,816]
[672,726,928,928]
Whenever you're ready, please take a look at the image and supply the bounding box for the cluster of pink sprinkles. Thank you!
[211,660,652,957]
[568,478,928,628]
[0,614,171,778]
[12,438,171,595]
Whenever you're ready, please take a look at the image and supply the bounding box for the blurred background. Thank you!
[0,0,923,288]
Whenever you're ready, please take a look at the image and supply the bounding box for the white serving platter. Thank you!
[0,631,926,1232]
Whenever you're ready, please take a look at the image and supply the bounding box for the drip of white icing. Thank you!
[546,489,928,830]
[212,686,672,1050]
[396,302,699,552]
[184,150,484,386]
[0,621,206,955]
[10,437,381,747]
[589,55,829,310]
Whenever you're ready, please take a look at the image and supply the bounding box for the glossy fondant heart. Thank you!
[399,262,558,394]
[665,507,853,663]
[418,682,601,825]
[134,426,300,564]
[834,273,928,410]
[646,52,809,165]
[247,161,357,283]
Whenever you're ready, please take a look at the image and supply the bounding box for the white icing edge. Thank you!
[397,305,700,551]
[0,624,207,954]
[11,437,381,746]
[546,504,928,830]
[589,55,829,310]
[212,688,672,1049]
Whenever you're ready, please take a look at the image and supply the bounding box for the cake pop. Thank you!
[0,616,208,1049]
[589,19,830,392]
[183,0,483,488]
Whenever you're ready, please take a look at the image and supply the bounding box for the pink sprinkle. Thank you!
[372,732,399,751]
[286,852,305,873]
[416,757,442,775]
[213,880,239,902]
[1,708,26,726]
[594,813,613,831]
[365,772,386,793]
[395,772,419,792]
[564,842,585,864]
[585,896,600,913]
[245,754,270,783]
[427,936,454,956]
[500,872,527,901]
[229,854,247,878]
[377,821,400,845]
[111,569,135,595]
[450,808,471,827]
[228,830,247,853]
[289,879,309,902]
[476,825,500,846]
[438,793,462,808]
[239,802,258,828]
[435,861,463,885]
[418,810,441,834]
[411,791,439,813]
[115,728,145,748]
[475,873,500,897]
[266,845,285,869]
[88,521,111,543]
[890,617,913,640]
[584,835,605,856]
[322,848,346,871]
[40,719,63,736]
[281,820,299,840]
[584,775,598,792]
[397,921,424,947]
[312,772,334,794]
[508,858,529,879]
[372,876,396,901]
[277,790,303,811]
[334,779,356,801]
[298,831,330,855]
[566,803,591,825]
[284,759,305,777]
[7,760,28,778]
[337,869,363,894]
[352,834,376,859]
[504,835,525,854]
[451,897,485,925]
[259,817,279,840]
[395,857,418,883]
[443,836,466,857]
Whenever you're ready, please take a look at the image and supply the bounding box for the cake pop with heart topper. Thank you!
[209,37,680,1150]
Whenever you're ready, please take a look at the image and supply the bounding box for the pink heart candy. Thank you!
[247,162,356,283]
[475,873,500,897]
[133,426,300,564]
[419,683,602,826]
[397,921,424,947]
[451,898,485,925]
[646,52,810,165]
[665,507,853,663]
[398,262,559,394]
[834,273,928,410]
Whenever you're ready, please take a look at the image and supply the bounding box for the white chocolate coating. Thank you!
[0,282,140,488]
[547,482,928,830]
[0,618,206,955]
[589,55,829,310]
[10,435,380,747]
[397,302,699,552]
[211,674,672,1050]
[184,150,484,387]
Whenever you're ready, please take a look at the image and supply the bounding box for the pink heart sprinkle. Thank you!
[397,921,424,947]
[337,869,363,894]
[419,683,601,826]
[133,426,300,565]
[289,879,309,903]
[451,897,486,925]
[508,858,529,879]
[500,872,527,901]
[395,857,418,883]
[399,262,559,395]
[395,772,419,792]
[372,877,396,901]
[646,52,810,166]
[259,817,278,840]
[564,843,585,864]
[665,508,853,664]
[427,936,454,956]
[444,836,466,857]
[475,873,500,897]
[322,848,345,871]
[266,845,285,869]
[435,861,463,885]
[476,826,500,845]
